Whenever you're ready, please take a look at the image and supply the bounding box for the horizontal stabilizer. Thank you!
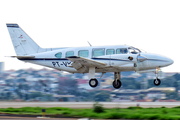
[6,24,19,28]
[9,56,35,59]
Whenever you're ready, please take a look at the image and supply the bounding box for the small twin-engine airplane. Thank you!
[6,24,174,89]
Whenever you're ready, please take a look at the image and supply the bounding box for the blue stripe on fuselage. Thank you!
[18,58,169,62]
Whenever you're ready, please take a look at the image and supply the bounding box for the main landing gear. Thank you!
[88,67,122,89]
[88,67,99,88]
[89,78,98,87]
[112,72,122,89]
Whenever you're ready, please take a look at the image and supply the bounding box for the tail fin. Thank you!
[6,24,45,56]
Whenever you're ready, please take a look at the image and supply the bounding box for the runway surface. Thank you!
[0,102,180,108]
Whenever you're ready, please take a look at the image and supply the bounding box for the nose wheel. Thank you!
[89,78,98,87]
[154,78,161,86]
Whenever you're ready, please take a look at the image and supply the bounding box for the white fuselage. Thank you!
[6,23,174,88]
[19,45,174,73]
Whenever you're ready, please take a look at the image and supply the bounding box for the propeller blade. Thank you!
[135,54,147,73]
[137,55,147,62]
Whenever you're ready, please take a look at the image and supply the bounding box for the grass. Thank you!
[1,106,180,119]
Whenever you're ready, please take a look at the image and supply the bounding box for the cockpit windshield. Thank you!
[128,47,141,54]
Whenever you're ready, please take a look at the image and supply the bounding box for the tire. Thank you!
[112,80,122,89]
[154,78,161,86]
[89,79,98,87]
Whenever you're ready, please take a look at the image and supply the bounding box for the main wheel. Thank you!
[89,79,98,87]
[112,80,122,89]
[154,78,161,86]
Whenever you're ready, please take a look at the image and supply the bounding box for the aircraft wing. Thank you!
[67,56,107,67]
[67,56,107,72]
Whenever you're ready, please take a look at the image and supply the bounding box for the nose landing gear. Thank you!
[153,68,161,86]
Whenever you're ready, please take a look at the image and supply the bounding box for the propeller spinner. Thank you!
[135,54,147,72]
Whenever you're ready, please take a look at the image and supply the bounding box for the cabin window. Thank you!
[78,50,89,57]
[106,49,115,55]
[66,51,74,57]
[116,48,128,54]
[55,52,62,58]
[93,49,105,57]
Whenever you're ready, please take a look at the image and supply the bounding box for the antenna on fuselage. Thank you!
[87,41,92,46]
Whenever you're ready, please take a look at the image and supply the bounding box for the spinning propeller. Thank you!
[134,53,147,72]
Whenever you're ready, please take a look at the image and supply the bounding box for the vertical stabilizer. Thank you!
[6,24,45,56]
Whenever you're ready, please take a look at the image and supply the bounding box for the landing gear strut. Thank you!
[154,69,161,86]
[112,72,122,89]
[88,67,122,89]
[88,67,99,88]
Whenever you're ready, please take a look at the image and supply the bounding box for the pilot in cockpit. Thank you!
[128,47,141,54]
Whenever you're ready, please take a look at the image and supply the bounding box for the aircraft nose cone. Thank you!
[167,58,174,66]
[141,53,173,68]
[162,56,174,67]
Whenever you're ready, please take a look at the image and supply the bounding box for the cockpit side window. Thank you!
[116,48,128,54]
[128,47,141,54]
